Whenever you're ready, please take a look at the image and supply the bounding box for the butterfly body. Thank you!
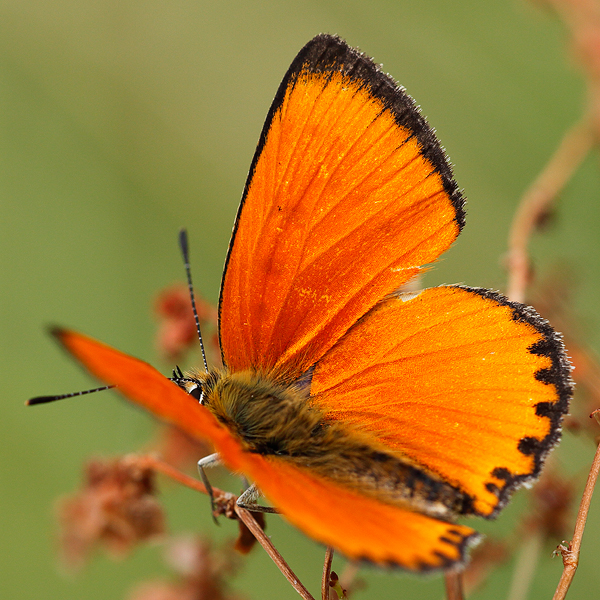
[182,365,472,519]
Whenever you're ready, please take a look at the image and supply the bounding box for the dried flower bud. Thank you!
[128,537,245,600]
[58,457,165,570]
[154,284,219,363]
[524,468,575,541]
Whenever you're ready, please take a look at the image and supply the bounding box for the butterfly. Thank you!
[31,34,572,572]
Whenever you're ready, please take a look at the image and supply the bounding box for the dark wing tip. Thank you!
[353,527,482,573]
[48,325,67,340]
[292,34,466,231]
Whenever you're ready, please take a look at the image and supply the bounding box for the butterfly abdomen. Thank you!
[198,368,473,518]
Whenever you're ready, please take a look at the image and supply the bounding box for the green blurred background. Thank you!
[3,0,600,598]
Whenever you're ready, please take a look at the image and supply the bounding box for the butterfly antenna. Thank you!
[27,385,116,406]
[178,229,209,373]
[169,366,196,386]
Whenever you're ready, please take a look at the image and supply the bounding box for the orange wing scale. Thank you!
[220,52,462,376]
[311,286,569,517]
[53,328,477,570]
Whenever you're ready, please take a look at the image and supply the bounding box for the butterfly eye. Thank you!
[188,384,203,402]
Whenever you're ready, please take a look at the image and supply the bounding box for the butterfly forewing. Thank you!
[52,328,478,570]
[219,35,465,375]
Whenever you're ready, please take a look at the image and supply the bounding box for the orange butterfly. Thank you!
[32,34,572,571]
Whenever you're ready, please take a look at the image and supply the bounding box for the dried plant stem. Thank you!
[506,529,544,600]
[444,571,464,600]
[134,455,314,599]
[552,440,600,600]
[136,454,214,496]
[322,547,334,600]
[235,505,315,600]
[506,118,594,303]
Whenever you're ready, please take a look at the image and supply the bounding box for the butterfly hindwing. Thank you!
[310,286,571,517]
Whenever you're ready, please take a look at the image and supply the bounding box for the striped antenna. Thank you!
[178,229,209,373]
[27,385,116,406]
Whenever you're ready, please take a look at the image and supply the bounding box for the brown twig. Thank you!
[506,118,594,303]
[444,571,465,600]
[552,434,600,600]
[136,453,213,495]
[133,455,314,598]
[234,505,315,600]
[322,547,334,600]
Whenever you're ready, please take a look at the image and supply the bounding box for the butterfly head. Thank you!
[171,366,214,404]
[172,366,319,457]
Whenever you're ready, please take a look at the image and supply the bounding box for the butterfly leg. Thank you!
[197,453,221,523]
[237,483,280,514]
